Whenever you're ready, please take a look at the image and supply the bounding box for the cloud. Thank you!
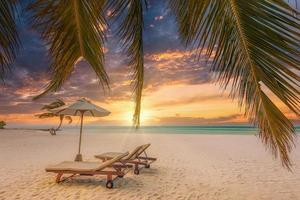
[0,0,271,126]
[152,95,221,107]
[155,114,243,125]
[143,50,213,94]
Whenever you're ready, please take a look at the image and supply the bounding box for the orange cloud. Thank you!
[1,49,298,127]
[146,50,194,62]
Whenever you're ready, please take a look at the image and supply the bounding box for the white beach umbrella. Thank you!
[51,98,110,161]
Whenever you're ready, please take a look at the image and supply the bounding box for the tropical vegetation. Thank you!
[35,99,72,132]
[0,121,6,129]
[0,0,299,168]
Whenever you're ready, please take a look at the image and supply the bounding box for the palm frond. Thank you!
[107,0,146,127]
[28,0,109,99]
[0,0,20,81]
[35,112,56,119]
[170,0,300,169]
[64,115,73,124]
[41,99,65,110]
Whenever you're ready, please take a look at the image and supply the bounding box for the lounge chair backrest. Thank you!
[124,145,144,160]
[133,143,151,159]
[96,151,129,171]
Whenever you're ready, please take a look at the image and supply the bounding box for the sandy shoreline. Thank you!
[0,129,299,200]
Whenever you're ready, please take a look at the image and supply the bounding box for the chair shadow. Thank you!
[58,175,141,189]
[138,168,159,175]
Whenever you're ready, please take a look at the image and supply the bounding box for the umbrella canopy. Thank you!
[52,98,110,117]
[51,98,110,161]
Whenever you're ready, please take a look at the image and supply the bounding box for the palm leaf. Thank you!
[41,99,65,110]
[107,0,146,127]
[35,112,56,119]
[64,115,73,124]
[0,0,20,81]
[170,0,300,169]
[28,0,109,99]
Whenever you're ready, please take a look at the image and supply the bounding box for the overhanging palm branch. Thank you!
[107,0,147,127]
[0,0,20,81]
[28,0,109,99]
[170,0,300,169]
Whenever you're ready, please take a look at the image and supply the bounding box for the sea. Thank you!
[50,125,300,135]
[8,125,300,135]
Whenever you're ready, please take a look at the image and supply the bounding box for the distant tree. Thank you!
[35,99,72,135]
[0,121,6,129]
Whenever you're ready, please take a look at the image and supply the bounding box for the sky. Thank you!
[0,0,299,127]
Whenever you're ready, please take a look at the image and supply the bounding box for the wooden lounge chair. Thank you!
[95,144,157,175]
[45,152,131,188]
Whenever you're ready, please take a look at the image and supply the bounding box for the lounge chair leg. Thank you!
[106,180,114,189]
[106,174,113,189]
[116,170,123,178]
[114,166,124,178]
[56,173,63,183]
[117,171,124,178]
[134,164,140,175]
[134,163,140,175]
[134,168,140,175]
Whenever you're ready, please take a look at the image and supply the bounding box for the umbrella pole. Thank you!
[75,111,84,161]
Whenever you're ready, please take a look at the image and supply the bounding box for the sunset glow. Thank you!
[0,1,298,127]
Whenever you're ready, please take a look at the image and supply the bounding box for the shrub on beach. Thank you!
[0,121,6,129]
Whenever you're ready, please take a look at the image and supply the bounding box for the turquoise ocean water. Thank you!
[58,125,300,135]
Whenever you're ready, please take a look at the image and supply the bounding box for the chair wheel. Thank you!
[134,169,140,175]
[106,180,113,189]
[145,164,150,168]
[118,175,124,178]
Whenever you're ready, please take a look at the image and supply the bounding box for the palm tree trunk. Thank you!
[56,115,64,131]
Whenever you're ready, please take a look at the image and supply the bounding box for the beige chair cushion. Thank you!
[46,152,129,172]
[95,144,151,161]
[95,152,124,160]
[46,161,102,172]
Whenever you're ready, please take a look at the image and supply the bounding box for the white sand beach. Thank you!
[0,129,299,200]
